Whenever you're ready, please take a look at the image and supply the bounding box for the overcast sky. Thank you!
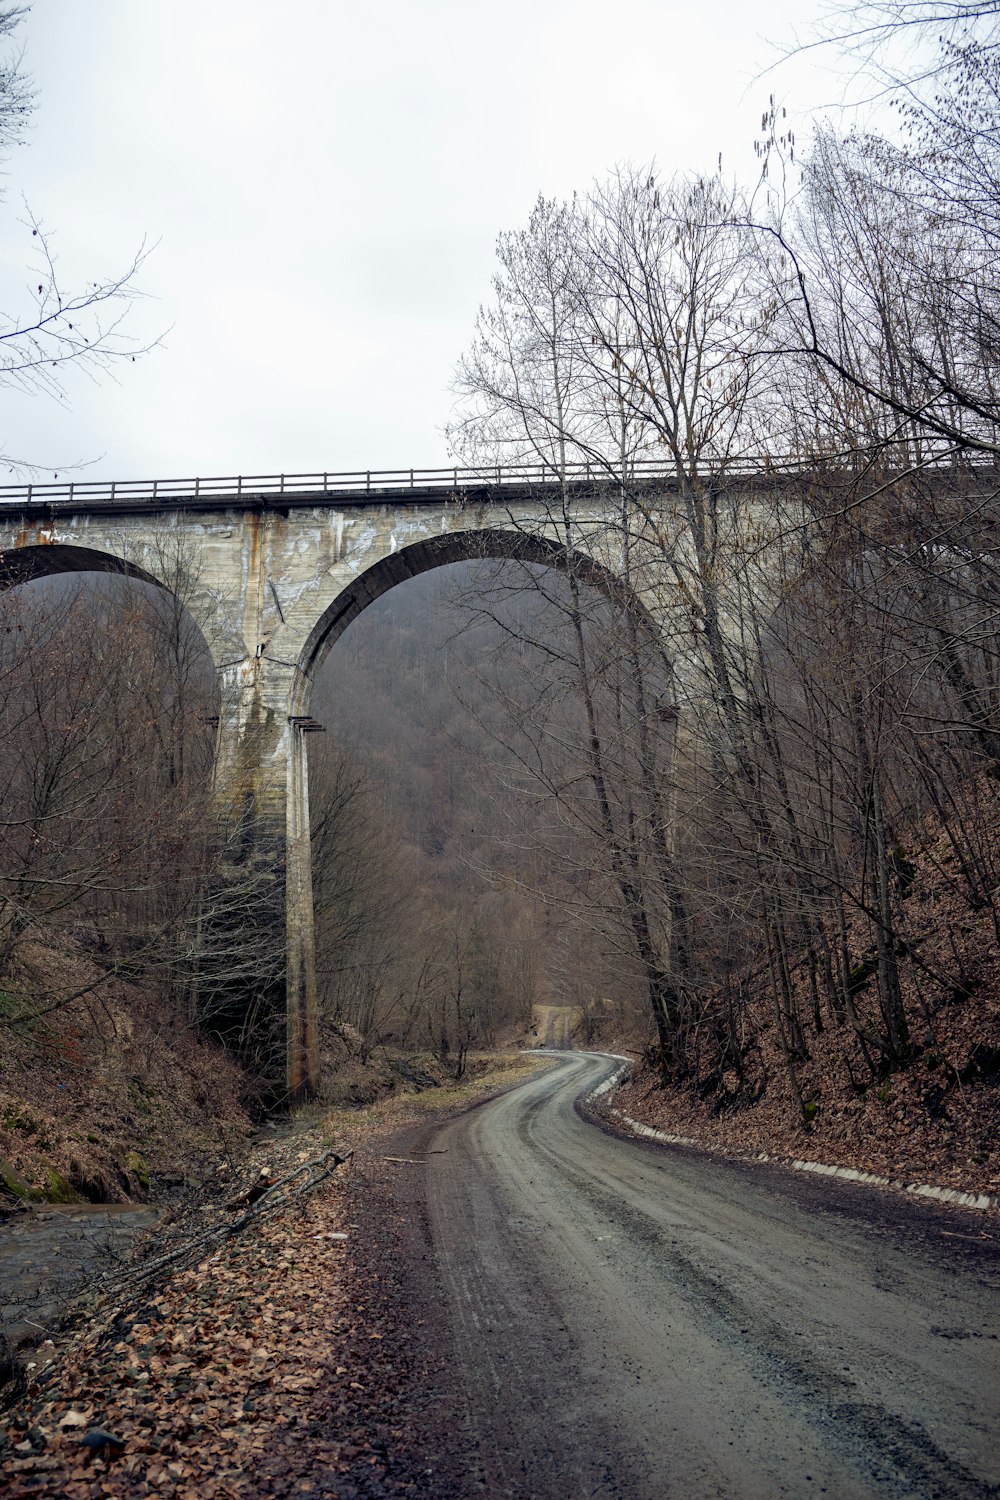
[4,1,850,483]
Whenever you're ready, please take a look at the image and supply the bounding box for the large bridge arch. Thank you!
[294,524,661,693]
[281,522,664,1098]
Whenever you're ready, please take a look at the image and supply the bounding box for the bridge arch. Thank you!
[0,537,222,1036]
[0,539,163,591]
[275,524,670,1099]
[293,525,660,705]
[0,537,223,732]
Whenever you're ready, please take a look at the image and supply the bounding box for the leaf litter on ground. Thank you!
[1,1052,548,1498]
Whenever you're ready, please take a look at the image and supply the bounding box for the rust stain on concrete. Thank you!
[245,508,262,581]
[14,522,58,548]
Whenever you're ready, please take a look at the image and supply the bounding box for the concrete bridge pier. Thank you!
[200,653,319,1102]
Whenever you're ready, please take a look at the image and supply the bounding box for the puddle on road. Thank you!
[0,1202,160,1349]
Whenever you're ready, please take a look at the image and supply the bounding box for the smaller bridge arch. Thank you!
[0,534,223,1045]
[0,539,164,591]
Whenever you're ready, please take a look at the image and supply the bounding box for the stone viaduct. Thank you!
[4,456,972,1096]
[0,462,700,1099]
[6,452,978,1096]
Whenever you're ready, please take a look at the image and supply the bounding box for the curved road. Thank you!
[424,1052,1000,1499]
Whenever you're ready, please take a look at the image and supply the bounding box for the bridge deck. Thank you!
[0,458,838,516]
[0,455,984,517]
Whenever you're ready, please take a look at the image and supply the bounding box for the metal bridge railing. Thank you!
[0,460,674,510]
[0,451,990,512]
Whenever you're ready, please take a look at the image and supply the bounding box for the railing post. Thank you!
[26,483,32,504]
[152,479,158,502]
[111,482,116,503]
[366,470,370,494]
[237,475,242,498]
[410,469,414,488]
[280,474,286,495]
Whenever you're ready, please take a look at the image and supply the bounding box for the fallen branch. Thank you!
[98,1147,353,1296]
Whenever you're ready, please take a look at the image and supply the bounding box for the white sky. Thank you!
[4,0,848,482]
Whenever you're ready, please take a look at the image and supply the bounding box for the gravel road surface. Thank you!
[424,1052,1000,1499]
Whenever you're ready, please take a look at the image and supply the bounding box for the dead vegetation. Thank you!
[0,936,255,1209]
[0,1055,544,1498]
[605,813,1000,1197]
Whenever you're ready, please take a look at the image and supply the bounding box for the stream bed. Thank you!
[0,1202,159,1352]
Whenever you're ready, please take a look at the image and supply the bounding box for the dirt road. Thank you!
[531,1005,580,1049]
[424,1052,1000,1499]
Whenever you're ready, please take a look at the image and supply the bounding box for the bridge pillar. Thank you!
[199,654,319,1102]
[285,715,318,1099]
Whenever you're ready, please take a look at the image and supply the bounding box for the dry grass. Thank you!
[314,1050,555,1142]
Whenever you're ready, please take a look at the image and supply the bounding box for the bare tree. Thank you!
[449,127,999,1118]
[757,18,1000,463]
[0,6,156,471]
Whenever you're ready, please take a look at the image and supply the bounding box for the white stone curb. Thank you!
[584,1063,996,1213]
[587,1053,632,1100]
[612,1113,697,1148]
